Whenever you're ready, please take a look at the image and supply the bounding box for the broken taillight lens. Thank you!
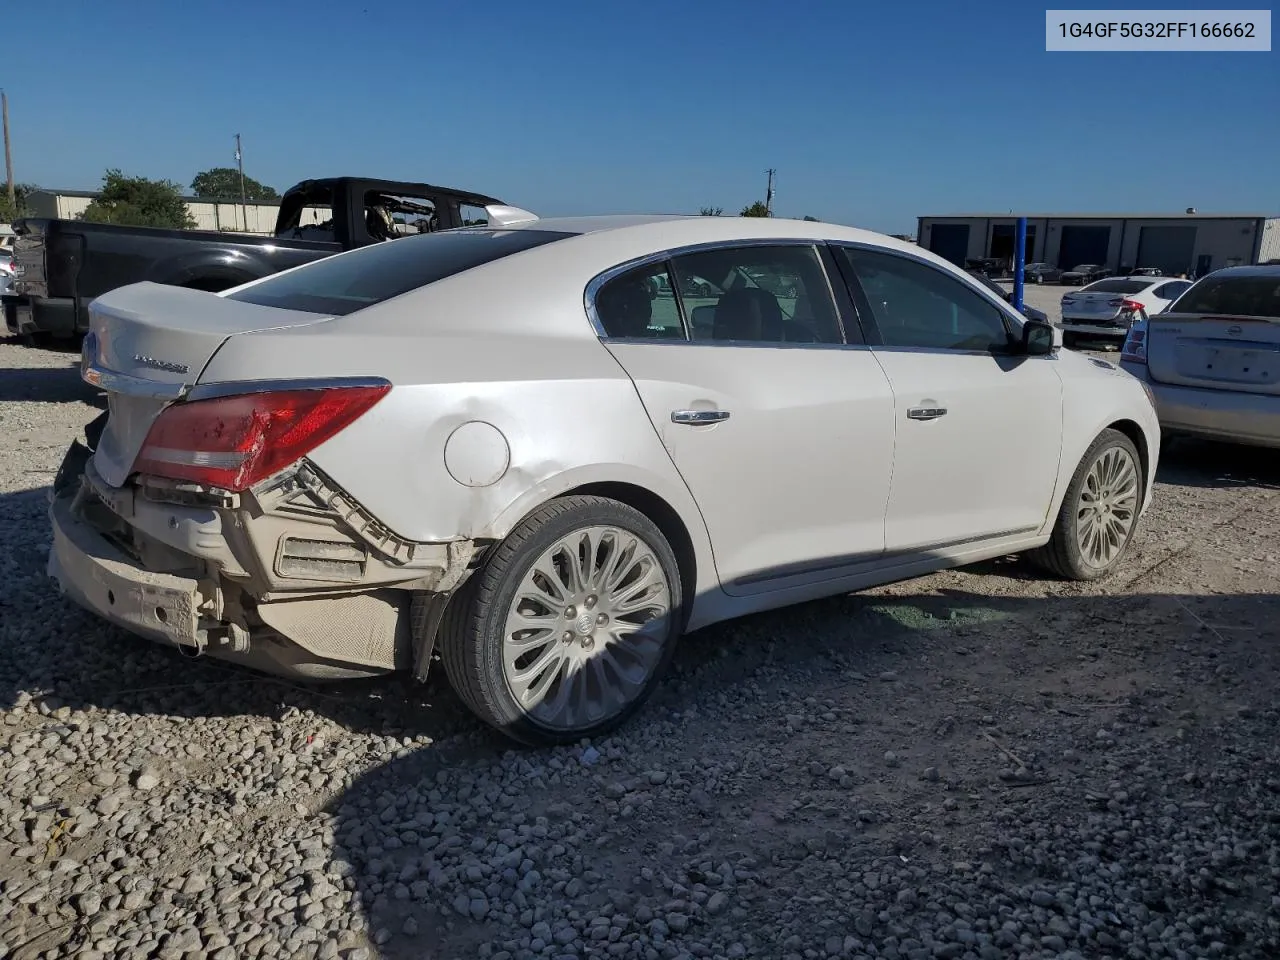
[133,384,390,491]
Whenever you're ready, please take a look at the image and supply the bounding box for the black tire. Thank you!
[1029,428,1144,581]
[21,331,53,349]
[1062,332,1078,349]
[438,495,683,746]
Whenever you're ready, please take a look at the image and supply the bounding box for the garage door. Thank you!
[1136,226,1196,276]
[927,224,970,267]
[1057,225,1111,269]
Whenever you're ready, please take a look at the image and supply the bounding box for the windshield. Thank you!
[226,228,578,316]
[1169,275,1280,319]
[1084,279,1150,294]
[1070,264,1098,272]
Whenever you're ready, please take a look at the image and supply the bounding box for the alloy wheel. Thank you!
[501,525,672,732]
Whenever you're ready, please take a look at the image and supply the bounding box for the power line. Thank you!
[2,90,14,208]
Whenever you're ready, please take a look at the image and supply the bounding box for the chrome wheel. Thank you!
[1074,445,1139,567]
[501,525,672,732]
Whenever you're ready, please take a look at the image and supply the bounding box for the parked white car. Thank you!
[49,213,1161,744]
[1060,276,1194,348]
[1120,265,1280,448]
[0,250,14,297]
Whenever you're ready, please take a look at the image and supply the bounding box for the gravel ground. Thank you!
[3,336,1280,960]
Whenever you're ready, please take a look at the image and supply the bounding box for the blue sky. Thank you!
[5,0,1276,233]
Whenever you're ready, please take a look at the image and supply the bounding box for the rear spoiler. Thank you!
[483,205,539,227]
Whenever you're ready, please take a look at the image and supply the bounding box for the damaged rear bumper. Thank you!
[47,440,477,681]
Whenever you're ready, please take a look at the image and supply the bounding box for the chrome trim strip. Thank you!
[81,363,189,401]
[186,376,393,402]
[600,336,873,352]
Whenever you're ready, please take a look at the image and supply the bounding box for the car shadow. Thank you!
[321,585,1280,959]
[1158,437,1280,491]
[0,363,106,407]
[2,448,1277,956]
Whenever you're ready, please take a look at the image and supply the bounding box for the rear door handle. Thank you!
[906,406,947,421]
[671,409,730,425]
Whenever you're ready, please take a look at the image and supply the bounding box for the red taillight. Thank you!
[1121,299,1145,312]
[134,384,390,491]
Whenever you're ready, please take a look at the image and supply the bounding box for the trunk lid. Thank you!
[1146,313,1280,395]
[1061,291,1127,318]
[84,281,335,487]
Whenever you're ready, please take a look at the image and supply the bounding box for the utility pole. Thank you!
[234,133,248,231]
[3,90,15,209]
[764,168,775,217]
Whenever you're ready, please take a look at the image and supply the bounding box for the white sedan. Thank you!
[1060,276,1194,347]
[48,212,1161,745]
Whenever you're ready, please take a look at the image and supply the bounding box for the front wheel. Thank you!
[1029,429,1144,581]
[438,496,683,746]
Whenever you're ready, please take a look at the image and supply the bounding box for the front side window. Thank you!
[226,228,577,316]
[839,247,1012,352]
[594,262,686,340]
[670,244,843,344]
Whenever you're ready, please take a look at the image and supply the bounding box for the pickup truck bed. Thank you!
[3,176,503,340]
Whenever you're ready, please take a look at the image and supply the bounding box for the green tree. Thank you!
[0,182,40,223]
[699,206,723,216]
[80,169,196,229]
[802,215,820,222]
[191,167,280,201]
[740,201,770,217]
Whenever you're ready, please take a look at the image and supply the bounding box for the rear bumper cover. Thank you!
[46,439,477,679]
[1120,360,1280,448]
[3,294,78,337]
[49,493,207,646]
[1060,317,1130,337]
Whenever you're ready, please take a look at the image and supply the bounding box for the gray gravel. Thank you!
[2,336,1280,960]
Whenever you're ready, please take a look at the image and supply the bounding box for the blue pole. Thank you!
[1013,216,1027,313]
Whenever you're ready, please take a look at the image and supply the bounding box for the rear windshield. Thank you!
[1083,279,1149,294]
[1168,275,1280,319]
[226,228,578,316]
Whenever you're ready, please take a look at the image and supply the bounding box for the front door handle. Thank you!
[906,406,947,421]
[671,409,730,425]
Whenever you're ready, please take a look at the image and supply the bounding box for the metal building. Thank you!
[23,189,330,235]
[916,212,1280,277]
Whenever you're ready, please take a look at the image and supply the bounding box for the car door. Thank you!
[831,244,1065,552]
[592,241,896,595]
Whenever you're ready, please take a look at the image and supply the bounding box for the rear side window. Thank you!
[1152,280,1191,300]
[1084,279,1149,294]
[594,262,687,340]
[226,228,578,316]
[1168,275,1280,318]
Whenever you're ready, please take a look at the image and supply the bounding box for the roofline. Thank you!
[281,177,503,207]
[919,213,1278,221]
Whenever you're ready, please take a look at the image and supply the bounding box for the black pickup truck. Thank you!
[2,176,503,341]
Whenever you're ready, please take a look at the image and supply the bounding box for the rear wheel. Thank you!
[1030,429,1144,581]
[439,495,682,745]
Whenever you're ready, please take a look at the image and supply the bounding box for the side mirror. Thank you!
[1021,319,1058,356]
